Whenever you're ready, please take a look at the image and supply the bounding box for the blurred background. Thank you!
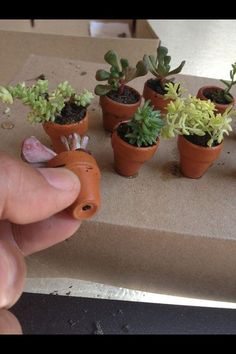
[0,19,235,79]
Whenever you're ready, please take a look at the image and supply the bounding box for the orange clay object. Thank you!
[99,86,141,132]
[111,129,159,177]
[47,150,101,220]
[143,80,172,115]
[178,135,223,179]
[43,111,89,153]
[196,86,235,114]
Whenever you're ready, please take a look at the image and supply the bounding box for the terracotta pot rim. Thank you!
[198,86,234,104]
[43,110,88,128]
[113,129,159,152]
[54,149,91,157]
[102,85,141,108]
[144,79,169,99]
[179,135,223,150]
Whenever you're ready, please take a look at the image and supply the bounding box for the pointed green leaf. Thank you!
[149,55,157,69]
[224,93,233,103]
[123,67,136,83]
[157,45,168,59]
[104,50,120,71]
[143,55,159,77]
[220,79,231,88]
[164,55,171,66]
[157,62,169,76]
[94,84,112,96]
[95,70,111,81]
[120,58,129,70]
[135,60,148,77]
[168,60,186,76]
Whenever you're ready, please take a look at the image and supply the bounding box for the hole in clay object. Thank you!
[82,205,91,211]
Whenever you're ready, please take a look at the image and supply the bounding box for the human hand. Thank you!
[0,152,81,334]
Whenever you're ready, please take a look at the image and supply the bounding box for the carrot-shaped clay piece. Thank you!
[21,135,101,220]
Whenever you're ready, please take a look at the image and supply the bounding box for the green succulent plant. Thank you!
[161,83,234,147]
[143,42,186,91]
[0,80,94,124]
[122,100,165,147]
[0,86,14,104]
[95,50,148,96]
[215,62,236,103]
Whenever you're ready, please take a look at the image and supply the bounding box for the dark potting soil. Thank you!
[184,134,219,147]
[147,78,175,95]
[55,102,86,125]
[107,86,139,104]
[117,123,130,144]
[117,123,157,148]
[204,88,232,105]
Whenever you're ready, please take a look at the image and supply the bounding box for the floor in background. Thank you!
[11,292,236,334]
[147,20,236,80]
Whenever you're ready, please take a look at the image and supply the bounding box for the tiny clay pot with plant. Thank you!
[0,80,94,153]
[143,42,186,115]
[197,62,236,114]
[21,134,101,220]
[95,50,148,132]
[111,100,165,177]
[162,83,234,179]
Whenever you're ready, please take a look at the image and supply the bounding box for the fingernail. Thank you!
[37,167,80,191]
[0,241,26,309]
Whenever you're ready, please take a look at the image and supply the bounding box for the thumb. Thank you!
[0,152,81,224]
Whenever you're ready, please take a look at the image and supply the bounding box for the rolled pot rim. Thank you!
[179,134,223,150]
[101,85,142,107]
[198,85,235,102]
[43,109,88,127]
[112,127,159,151]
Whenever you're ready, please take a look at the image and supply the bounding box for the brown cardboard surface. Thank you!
[0,20,134,37]
[1,54,236,302]
[0,30,159,85]
[135,20,158,39]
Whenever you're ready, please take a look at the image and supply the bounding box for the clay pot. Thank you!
[43,111,89,153]
[99,86,141,132]
[177,135,223,179]
[111,129,159,177]
[197,86,235,114]
[47,150,101,220]
[143,79,171,115]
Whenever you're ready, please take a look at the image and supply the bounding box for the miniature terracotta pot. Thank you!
[111,129,159,177]
[177,135,223,179]
[143,80,171,115]
[99,86,141,132]
[47,150,101,220]
[43,111,89,153]
[196,86,235,114]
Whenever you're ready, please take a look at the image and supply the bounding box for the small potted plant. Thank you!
[143,42,186,115]
[161,83,234,178]
[95,50,148,132]
[0,79,94,153]
[197,62,236,114]
[21,134,101,220]
[111,100,165,177]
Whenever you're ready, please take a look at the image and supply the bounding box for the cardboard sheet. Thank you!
[1,54,236,302]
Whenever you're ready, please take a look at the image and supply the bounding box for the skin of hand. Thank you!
[0,152,81,334]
